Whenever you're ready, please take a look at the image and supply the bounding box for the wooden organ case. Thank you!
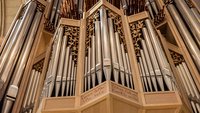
[0,0,200,113]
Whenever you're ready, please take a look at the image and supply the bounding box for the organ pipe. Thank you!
[95,20,103,84]
[100,7,112,80]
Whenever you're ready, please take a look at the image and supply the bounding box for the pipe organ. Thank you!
[0,0,200,113]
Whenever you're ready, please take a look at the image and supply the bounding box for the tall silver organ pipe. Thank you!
[44,25,79,97]
[84,7,134,92]
[170,51,200,113]
[100,7,112,81]
[167,4,200,72]
[130,20,175,92]
[0,1,44,113]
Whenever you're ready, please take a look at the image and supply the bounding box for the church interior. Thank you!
[0,0,200,113]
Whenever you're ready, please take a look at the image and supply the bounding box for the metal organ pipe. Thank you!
[95,21,103,84]
[149,0,158,15]
[91,36,96,87]
[62,45,70,96]
[108,18,119,84]
[100,7,112,80]
[167,4,200,72]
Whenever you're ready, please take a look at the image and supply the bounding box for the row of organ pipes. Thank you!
[130,20,175,92]
[165,0,200,72]
[43,25,79,97]
[170,51,200,113]
[44,0,83,32]
[21,61,43,113]
[84,7,134,91]
[0,1,45,113]
[44,0,163,33]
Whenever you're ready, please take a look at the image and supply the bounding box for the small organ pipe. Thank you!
[108,18,119,83]
[31,72,40,105]
[23,70,35,109]
[95,21,103,84]
[138,63,146,91]
[50,0,59,23]
[149,0,158,14]
[145,0,154,19]
[91,36,96,87]
[66,52,72,96]
[84,57,88,91]
[126,53,133,88]
[115,32,125,86]
[73,66,77,95]
[62,46,70,96]
[87,47,91,90]
[54,0,62,27]
[120,44,127,86]
[70,61,75,96]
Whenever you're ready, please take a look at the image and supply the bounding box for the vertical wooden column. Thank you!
[75,15,87,108]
